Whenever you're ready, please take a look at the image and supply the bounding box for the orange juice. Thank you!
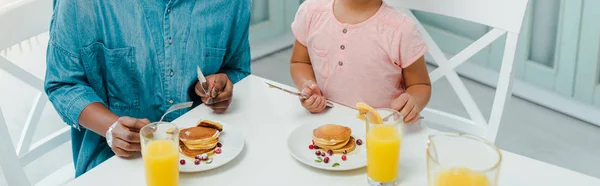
[436,167,490,186]
[143,140,179,186]
[367,125,402,182]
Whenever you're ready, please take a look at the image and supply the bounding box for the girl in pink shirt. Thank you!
[290,0,431,123]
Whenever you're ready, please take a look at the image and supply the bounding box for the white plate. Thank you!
[178,120,245,172]
[288,122,367,171]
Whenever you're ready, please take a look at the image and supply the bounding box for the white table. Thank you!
[67,75,600,186]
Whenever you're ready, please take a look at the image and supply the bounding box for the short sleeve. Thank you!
[291,2,310,46]
[398,20,427,68]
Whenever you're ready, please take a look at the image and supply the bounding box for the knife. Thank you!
[265,82,334,108]
[197,65,209,95]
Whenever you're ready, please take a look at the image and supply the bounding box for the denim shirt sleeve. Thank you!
[44,0,104,130]
[220,0,252,84]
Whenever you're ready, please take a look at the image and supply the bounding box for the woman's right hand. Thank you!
[300,80,327,113]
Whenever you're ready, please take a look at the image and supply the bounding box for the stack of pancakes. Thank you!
[312,124,356,154]
[179,120,223,158]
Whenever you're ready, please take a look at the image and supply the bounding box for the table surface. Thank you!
[67,75,600,186]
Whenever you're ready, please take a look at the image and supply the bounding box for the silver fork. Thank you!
[381,112,425,122]
[159,101,194,122]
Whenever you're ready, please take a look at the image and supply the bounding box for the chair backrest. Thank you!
[0,0,71,185]
[387,0,530,142]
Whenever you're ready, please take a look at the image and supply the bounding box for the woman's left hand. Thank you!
[391,93,420,123]
[195,73,233,113]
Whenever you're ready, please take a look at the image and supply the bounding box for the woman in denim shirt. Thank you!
[44,0,251,177]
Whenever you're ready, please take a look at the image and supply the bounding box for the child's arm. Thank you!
[391,56,431,123]
[290,40,316,90]
[290,40,328,113]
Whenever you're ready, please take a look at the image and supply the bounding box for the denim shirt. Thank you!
[44,0,251,177]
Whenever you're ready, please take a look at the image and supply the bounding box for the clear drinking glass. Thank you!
[366,108,403,186]
[427,133,502,186]
[140,122,179,186]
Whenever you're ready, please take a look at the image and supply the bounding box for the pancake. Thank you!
[197,120,223,132]
[182,137,219,150]
[312,124,352,146]
[313,137,346,147]
[179,141,216,158]
[181,132,220,145]
[330,136,356,154]
[179,127,219,142]
[183,136,219,145]
[313,137,350,150]
[178,121,224,158]
[179,126,220,151]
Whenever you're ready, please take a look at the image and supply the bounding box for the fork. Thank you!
[159,101,194,123]
[381,112,425,122]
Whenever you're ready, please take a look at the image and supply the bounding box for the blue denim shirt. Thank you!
[44,0,251,177]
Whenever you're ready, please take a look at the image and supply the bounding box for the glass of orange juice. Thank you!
[366,108,403,186]
[140,122,179,186]
[427,133,502,186]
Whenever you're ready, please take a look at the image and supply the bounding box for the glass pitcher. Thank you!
[426,133,502,186]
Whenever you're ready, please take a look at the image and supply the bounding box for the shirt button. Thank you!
[167,8,171,13]
[168,37,173,44]
[342,28,347,34]
[338,61,343,66]
[169,99,174,104]
[340,45,345,50]
[169,70,174,77]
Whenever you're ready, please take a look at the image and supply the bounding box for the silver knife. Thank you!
[197,65,209,95]
[265,82,334,108]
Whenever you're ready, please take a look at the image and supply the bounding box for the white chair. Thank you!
[387,0,530,142]
[0,0,74,185]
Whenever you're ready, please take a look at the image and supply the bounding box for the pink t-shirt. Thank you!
[291,0,428,109]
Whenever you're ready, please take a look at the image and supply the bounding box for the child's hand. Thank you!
[300,80,327,113]
[391,93,420,123]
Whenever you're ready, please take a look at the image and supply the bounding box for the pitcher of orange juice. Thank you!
[365,108,403,186]
[140,122,179,186]
[427,133,502,186]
